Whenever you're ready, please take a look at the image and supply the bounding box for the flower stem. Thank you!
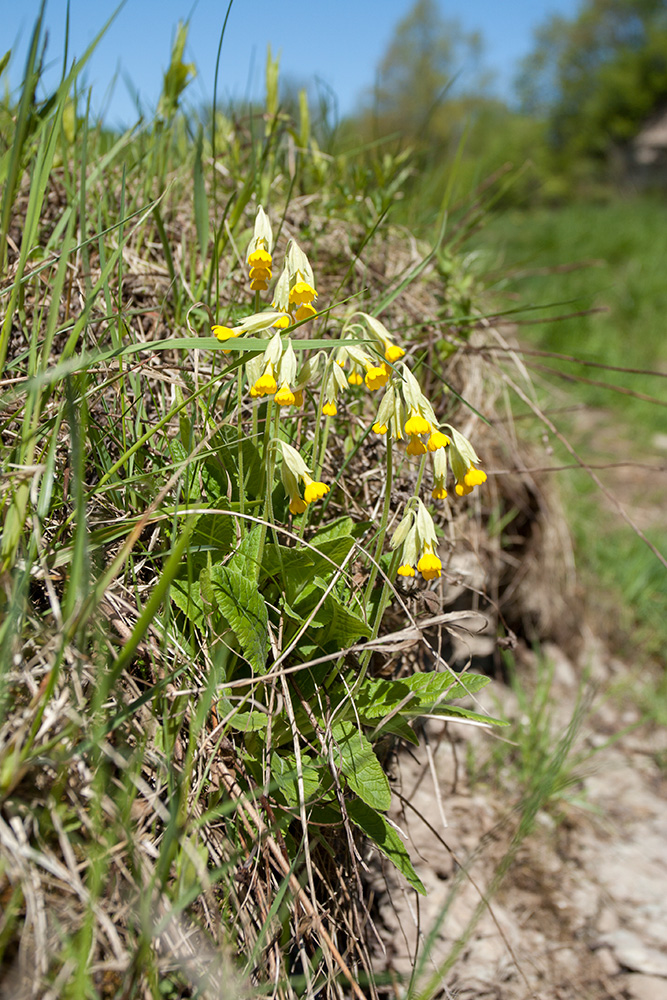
[236,367,245,538]
[363,436,392,612]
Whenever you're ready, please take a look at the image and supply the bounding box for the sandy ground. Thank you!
[370,639,667,1000]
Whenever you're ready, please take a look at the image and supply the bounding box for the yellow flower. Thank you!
[372,422,388,435]
[385,344,406,363]
[397,563,416,577]
[417,547,442,581]
[392,499,441,583]
[212,325,240,353]
[273,315,291,329]
[465,466,487,487]
[404,412,431,437]
[248,247,272,268]
[289,280,317,306]
[304,479,329,504]
[431,486,448,500]
[406,436,427,456]
[322,401,337,416]
[348,371,364,386]
[428,430,450,452]
[253,367,278,396]
[246,207,273,288]
[280,442,329,513]
[356,313,405,367]
[274,382,296,407]
[454,467,487,496]
[365,365,389,391]
[447,426,487,497]
[293,389,304,407]
[295,302,317,322]
[249,262,272,291]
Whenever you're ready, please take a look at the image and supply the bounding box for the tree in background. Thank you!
[364,0,485,144]
[517,0,667,166]
[348,0,549,217]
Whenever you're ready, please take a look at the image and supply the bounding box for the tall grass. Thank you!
[0,16,518,999]
[4,11,661,998]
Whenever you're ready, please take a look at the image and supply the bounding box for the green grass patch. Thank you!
[475,196,667,665]
[481,196,667,432]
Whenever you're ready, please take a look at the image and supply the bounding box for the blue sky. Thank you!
[4,0,582,126]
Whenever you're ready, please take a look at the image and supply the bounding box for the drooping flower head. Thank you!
[274,340,298,407]
[320,357,348,417]
[399,365,448,455]
[390,499,442,582]
[286,239,317,320]
[431,446,448,500]
[358,312,406,365]
[249,329,283,397]
[271,266,292,329]
[446,426,487,497]
[279,441,330,513]
[247,206,274,291]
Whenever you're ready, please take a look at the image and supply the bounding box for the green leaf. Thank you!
[354,677,414,720]
[347,799,426,896]
[270,752,329,807]
[309,516,357,564]
[189,513,234,567]
[362,714,420,745]
[208,564,269,672]
[331,720,391,811]
[171,577,205,628]
[321,594,371,647]
[200,453,228,502]
[228,524,263,583]
[226,710,270,733]
[288,580,333,630]
[399,670,492,715]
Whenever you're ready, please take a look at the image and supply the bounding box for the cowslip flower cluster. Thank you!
[370,365,448,455]
[208,203,487,580]
[272,239,318,326]
[246,206,273,291]
[279,441,329,515]
[390,500,442,582]
[336,341,389,397]
[447,426,488,497]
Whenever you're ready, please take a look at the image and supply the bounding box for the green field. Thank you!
[475,197,667,663]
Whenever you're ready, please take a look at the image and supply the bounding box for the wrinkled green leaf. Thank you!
[347,799,426,895]
[322,594,371,647]
[209,564,269,672]
[354,677,414,720]
[270,752,329,807]
[171,577,205,628]
[188,513,234,567]
[331,720,391,811]
[309,516,357,564]
[228,524,263,583]
[400,670,492,715]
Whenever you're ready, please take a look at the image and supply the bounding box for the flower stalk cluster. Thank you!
[210,204,488,571]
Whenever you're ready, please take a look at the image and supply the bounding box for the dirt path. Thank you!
[371,641,667,1000]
